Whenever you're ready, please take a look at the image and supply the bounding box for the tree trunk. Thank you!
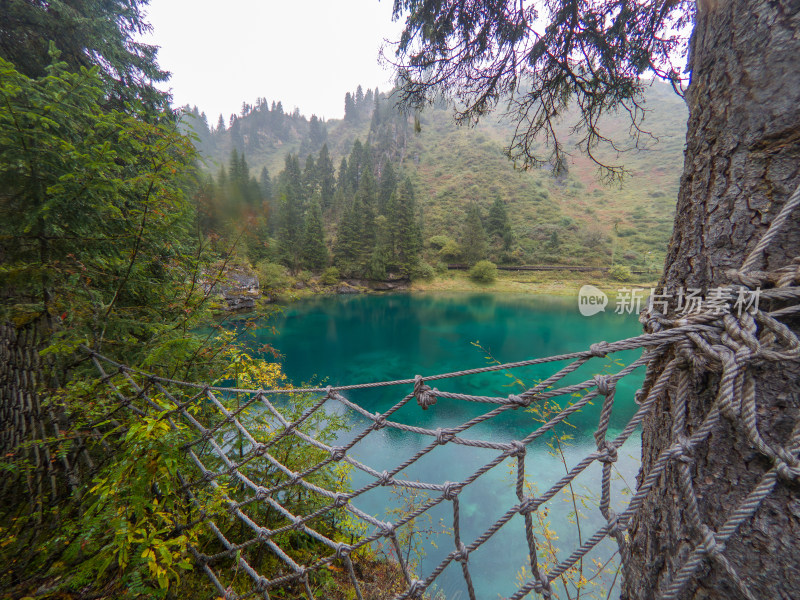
[622,1,800,599]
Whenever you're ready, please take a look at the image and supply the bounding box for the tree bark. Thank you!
[622,1,800,599]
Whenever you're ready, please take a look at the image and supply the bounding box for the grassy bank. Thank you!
[243,269,660,314]
[409,269,659,298]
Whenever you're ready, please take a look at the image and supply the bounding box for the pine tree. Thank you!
[387,178,422,276]
[461,203,488,265]
[317,144,336,209]
[378,162,398,215]
[276,154,304,270]
[259,167,272,201]
[344,92,355,121]
[487,196,513,252]
[216,113,225,132]
[302,154,317,200]
[356,163,378,266]
[301,199,328,271]
[368,215,392,280]
[345,140,364,191]
[334,196,364,276]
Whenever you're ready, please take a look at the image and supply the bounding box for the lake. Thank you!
[246,293,645,599]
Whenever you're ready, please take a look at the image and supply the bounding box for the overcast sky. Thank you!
[141,0,404,122]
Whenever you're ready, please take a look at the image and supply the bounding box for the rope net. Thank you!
[77,185,800,600]
[7,185,800,599]
[85,276,800,600]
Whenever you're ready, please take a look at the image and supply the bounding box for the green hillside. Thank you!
[183,80,687,274]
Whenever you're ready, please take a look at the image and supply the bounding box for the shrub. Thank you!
[256,261,289,291]
[469,260,498,283]
[320,266,340,286]
[439,240,462,262]
[609,264,633,282]
[428,235,453,250]
[409,260,436,281]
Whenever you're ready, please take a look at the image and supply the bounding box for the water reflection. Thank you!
[248,293,644,598]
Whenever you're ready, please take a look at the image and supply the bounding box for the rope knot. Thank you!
[414,374,437,410]
[435,428,455,445]
[519,496,537,515]
[776,458,800,482]
[378,470,394,486]
[597,441,618,464]
[671,437,693,464]
[373,413,387,429]
[408,579,425,598]
[593,374,614,396]
[378,520,394,535]
[335,542,351,559]
[442,481,461,500]
[253,443,267,456]
[329,446,347,461]
[258,527,271,541]
[202,470,215,483]
[454,541,469,563]
[589,341,610,357]
[725,268,764,289]
[255,486,268,500]
[332,493,349,508]
[510,440,526,458]
[509,394,531,408]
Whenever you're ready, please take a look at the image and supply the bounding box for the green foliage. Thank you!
[302,199,329,270]
[427,235,453,250]
[192,81,684,274]
[0,0,171,111]
[468,260,498,283]
[409,260,435,281]
[0,54,214,358]
[461,203,488,265]
[320,266,341,285]
[82,417,197,596]
[487,196,513,253]
[608,264,633,282]
[256,261,290,291]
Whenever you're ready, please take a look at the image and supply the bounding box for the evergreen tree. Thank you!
[389,178,423,275]
[259,167,272,201]
[487,196,513,251]
[216,113,225,132]
[345,140,364,191]
[0,0,170,111]
[334,196,364,275]
[317,144,336,209]
[461,203,488,265]
[276,154,304,270]
[301,199,328,271]
[308,114,327,147]
[368,215,392,280]
[336,157,349,194]
[356,162,378,263]
[344,92,355,121]
[302,154,318,200]
[378,162,398,215]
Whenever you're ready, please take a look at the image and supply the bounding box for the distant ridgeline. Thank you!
[179,82,687,278]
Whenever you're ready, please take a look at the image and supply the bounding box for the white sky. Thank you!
[141,0,404,122]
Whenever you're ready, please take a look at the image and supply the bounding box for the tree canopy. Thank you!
[389,0,694,178]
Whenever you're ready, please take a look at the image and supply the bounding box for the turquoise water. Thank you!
[246,293,645,599]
